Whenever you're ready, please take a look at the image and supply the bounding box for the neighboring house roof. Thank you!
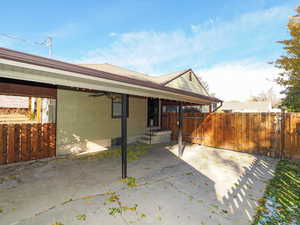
[0,95,29,108]
[220,101,272,112]
[0,47,221,104]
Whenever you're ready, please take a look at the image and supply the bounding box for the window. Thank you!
[112,96,129,118]
[162,105,178,113]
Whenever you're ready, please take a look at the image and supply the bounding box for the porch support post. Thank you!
[121,94,128,179]
[178,102,183,157]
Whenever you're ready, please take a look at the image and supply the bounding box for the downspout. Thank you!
[212,101,223,113]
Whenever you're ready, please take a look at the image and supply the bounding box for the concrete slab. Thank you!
[0,143,277,225]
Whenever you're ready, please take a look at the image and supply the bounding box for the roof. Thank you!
[79,63,190,85]
[0,47,221,104]
[220,101,272,112]
[79,63,155,83]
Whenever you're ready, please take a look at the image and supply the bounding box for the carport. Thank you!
[0,47,221,178]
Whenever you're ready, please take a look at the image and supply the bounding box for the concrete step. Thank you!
[138,136,171,144]
[138,139,151,144]
[144,130,172,136]
[141,133,171,140]
[146,126,161,131]
[139,129,172,144]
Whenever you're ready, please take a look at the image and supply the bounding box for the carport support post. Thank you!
[121,94,128,179]
[178,102,183,157]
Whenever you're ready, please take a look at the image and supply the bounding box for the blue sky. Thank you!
[0,0,299,100]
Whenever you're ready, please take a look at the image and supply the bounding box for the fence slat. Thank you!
[0,125,8,164]
[20,124,29,161]
[7,125,15,163]
[37,124,43,159]
[49,123,56,157]
[14,124,20,162]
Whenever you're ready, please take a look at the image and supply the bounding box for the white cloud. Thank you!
[109,32,117,37]
[198,60,284,101]
[80,30,191,73]
[78,4,291,74]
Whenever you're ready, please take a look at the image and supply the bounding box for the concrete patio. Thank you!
[0,143,277,225]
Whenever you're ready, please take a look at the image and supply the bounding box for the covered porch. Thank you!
[0,47,221,178]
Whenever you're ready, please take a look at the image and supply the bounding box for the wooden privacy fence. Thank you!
[162,112,300,160]
[0,123,56,165]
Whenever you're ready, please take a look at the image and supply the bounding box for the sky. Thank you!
[0,0,299,101]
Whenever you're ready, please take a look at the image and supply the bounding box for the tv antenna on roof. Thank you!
[0,34,53,57]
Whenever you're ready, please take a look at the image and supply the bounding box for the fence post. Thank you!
[178,102,183,157]
[280,109,286,159]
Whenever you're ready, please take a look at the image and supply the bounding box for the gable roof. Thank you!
[220,101,272,112]
[0,47,221,104]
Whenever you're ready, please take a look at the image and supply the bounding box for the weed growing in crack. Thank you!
[105,192,139,217]
[121,176,137,187]
[61,198,73,205]
[109,207,122,216]
[52,222,64,225]
[76,214,87,221]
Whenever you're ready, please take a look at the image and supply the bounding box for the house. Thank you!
[0,47,221,177]
[220,101,278,113]
[0,95,29,108]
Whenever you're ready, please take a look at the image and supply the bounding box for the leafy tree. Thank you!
[274,6,300,112]
[198,76,215,96]
[250,88,281,108]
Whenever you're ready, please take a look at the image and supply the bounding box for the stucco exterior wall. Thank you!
[56,89,147,155]
[166,72,208,96]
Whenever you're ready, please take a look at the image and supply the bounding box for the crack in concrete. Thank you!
[9,172,178,225]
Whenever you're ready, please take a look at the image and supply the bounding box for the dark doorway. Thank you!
[147,98,159,127]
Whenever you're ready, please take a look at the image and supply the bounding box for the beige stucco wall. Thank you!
[166,71,208,96]
[56,89,147,155]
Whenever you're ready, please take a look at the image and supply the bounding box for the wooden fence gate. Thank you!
[0,123,56,165]
[162,112,300,160]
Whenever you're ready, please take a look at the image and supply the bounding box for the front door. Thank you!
[147,98,159,127]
